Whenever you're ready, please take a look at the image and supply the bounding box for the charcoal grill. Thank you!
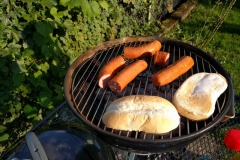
[64,36,234,154]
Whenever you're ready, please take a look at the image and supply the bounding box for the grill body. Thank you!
[64,36,234,153]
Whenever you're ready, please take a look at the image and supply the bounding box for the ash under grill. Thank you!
[70,40,228,141]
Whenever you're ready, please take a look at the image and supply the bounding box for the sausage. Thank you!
[108,60,148,92]
[154,51,170,66]
[152,56,194,86]
[98,55,125,88]
[124,40,161,59]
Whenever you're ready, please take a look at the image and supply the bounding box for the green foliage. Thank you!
[0,0,160,152]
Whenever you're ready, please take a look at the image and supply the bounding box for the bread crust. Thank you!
[102,95,180,134]
[172,72,228,121]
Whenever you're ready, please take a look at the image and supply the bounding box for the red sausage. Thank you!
[98,55,125,88]
[152,56,194,86]
[154,51,170,66]
[108,60,148,93]
[124,40,161,59]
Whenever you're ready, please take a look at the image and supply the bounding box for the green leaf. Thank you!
[48,105,54,110]
[0,94,8,112]
[29,70,47,87]
[40,0,54,8]
[80,0,101,19]
[59,0,71,6]
[3,114,19,124]
[38,89,53,107]
[40,89,52,98]
[1,48,10,57]
[75,32,84,42]
[23,38,34,49]
[63,19,74,29]
[23,104,38,119]
[22,0,34,3]
[54,84,63,100]
[35,21,53,37]
[10,27,21,43]
[50,7,64,19]
[52,59,59,66]
[8,43,22,50]
[34,70,42,78]
[49,0,58,6]
[41,44,52,58]
[38,79,47,87]
[54,85,62,94]
[90,1,101,16]
[98,0,108,11]
[19,84,32,97]
[60,0,81,9]
[33,32,44,46]
[0,125,7,133]
[21,56,33,66]
[0,133,9,142]
[22,48,34,57]
[29,76,38,87]
[39,97,52,107]
[50,7,58,18]
[1,66,9,76]
[49,39,62,55]
[11,62,20,74]
[0,0,9,7]
[0,59,9,75]
[1,14,11,26]
[40,62,50,73]
[12,73,25,86]
[22,13,32,21]
[0,57,7,66]
[15,102,22,112]
[59,70,67,79]
[80,0,93,19]
[0,39,7,49]
[17,60,27,73]
[123,0,135,4]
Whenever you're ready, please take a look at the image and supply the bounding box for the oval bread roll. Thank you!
[172,72,228,121]
[102,95,180,134]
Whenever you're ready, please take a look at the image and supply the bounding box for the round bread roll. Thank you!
[172,72,228,121]
[102,95,180,134]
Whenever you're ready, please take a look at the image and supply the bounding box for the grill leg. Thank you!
[128,152,135,160]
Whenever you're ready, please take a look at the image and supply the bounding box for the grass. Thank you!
[164,0,240,96]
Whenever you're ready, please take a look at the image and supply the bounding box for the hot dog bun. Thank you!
[172,72,228,121]
[102,95,180,134]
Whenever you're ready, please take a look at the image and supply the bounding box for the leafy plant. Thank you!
[0,0,163,153]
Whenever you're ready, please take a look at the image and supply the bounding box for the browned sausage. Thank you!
[152,56,194,86]
[108,60,148,92]
[98,55,125,88]
[154,51,170,66]
[124,40,161,59]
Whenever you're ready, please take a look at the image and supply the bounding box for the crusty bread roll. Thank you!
[172,72,228,121]
[102,95,180,134]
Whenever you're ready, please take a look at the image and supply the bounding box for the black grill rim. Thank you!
[64,36,234,144]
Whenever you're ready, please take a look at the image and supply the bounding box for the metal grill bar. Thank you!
[72,52,104,112]
[70,40,229,141]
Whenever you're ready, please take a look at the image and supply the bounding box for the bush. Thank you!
[0,0,164,152]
